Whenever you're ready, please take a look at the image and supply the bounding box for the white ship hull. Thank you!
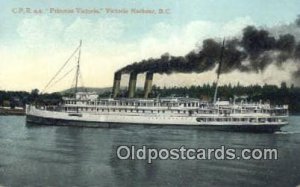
[26,106,287,132]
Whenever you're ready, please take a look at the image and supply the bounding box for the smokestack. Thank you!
[144,72,153,98]
[128,72,137,98]
[112,72,121,98]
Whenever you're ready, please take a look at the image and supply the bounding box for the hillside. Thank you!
[61,87,112,94]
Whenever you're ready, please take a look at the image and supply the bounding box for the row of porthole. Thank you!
[196,118,279,122]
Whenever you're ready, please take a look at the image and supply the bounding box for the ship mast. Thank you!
[213,39,225,104]
[74,40,82,96]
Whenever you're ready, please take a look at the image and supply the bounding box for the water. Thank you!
[0,116,300,187]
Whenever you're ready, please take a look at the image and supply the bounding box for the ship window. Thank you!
[112,109,115,112]
[143,110,145,113]
[259,118,266,122]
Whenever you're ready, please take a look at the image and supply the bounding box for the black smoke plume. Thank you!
[118,17,300,81]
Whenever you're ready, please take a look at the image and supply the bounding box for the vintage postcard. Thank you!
[0,0,299,186]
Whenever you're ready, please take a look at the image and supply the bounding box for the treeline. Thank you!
[0,89,62,108]
[1,83,300,113]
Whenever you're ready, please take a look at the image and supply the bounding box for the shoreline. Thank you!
[0,107,25,116]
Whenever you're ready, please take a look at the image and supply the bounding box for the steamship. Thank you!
[26,41,289,132]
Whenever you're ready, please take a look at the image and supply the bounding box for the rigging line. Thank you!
[70,67,78,92]
[42,44,81,93]
[48,66,76,90]
[217,39,225,79]
[213,38,225,104]
[79,71,88,92]
[74,40,82,95]
[79,70,85,88]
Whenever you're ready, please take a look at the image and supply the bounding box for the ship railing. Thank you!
[272,105,289,109]
[62,104,202,110]
[33,105,61,112]
[196,116,288,124]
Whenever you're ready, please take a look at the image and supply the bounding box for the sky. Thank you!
[0,0,299,92]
